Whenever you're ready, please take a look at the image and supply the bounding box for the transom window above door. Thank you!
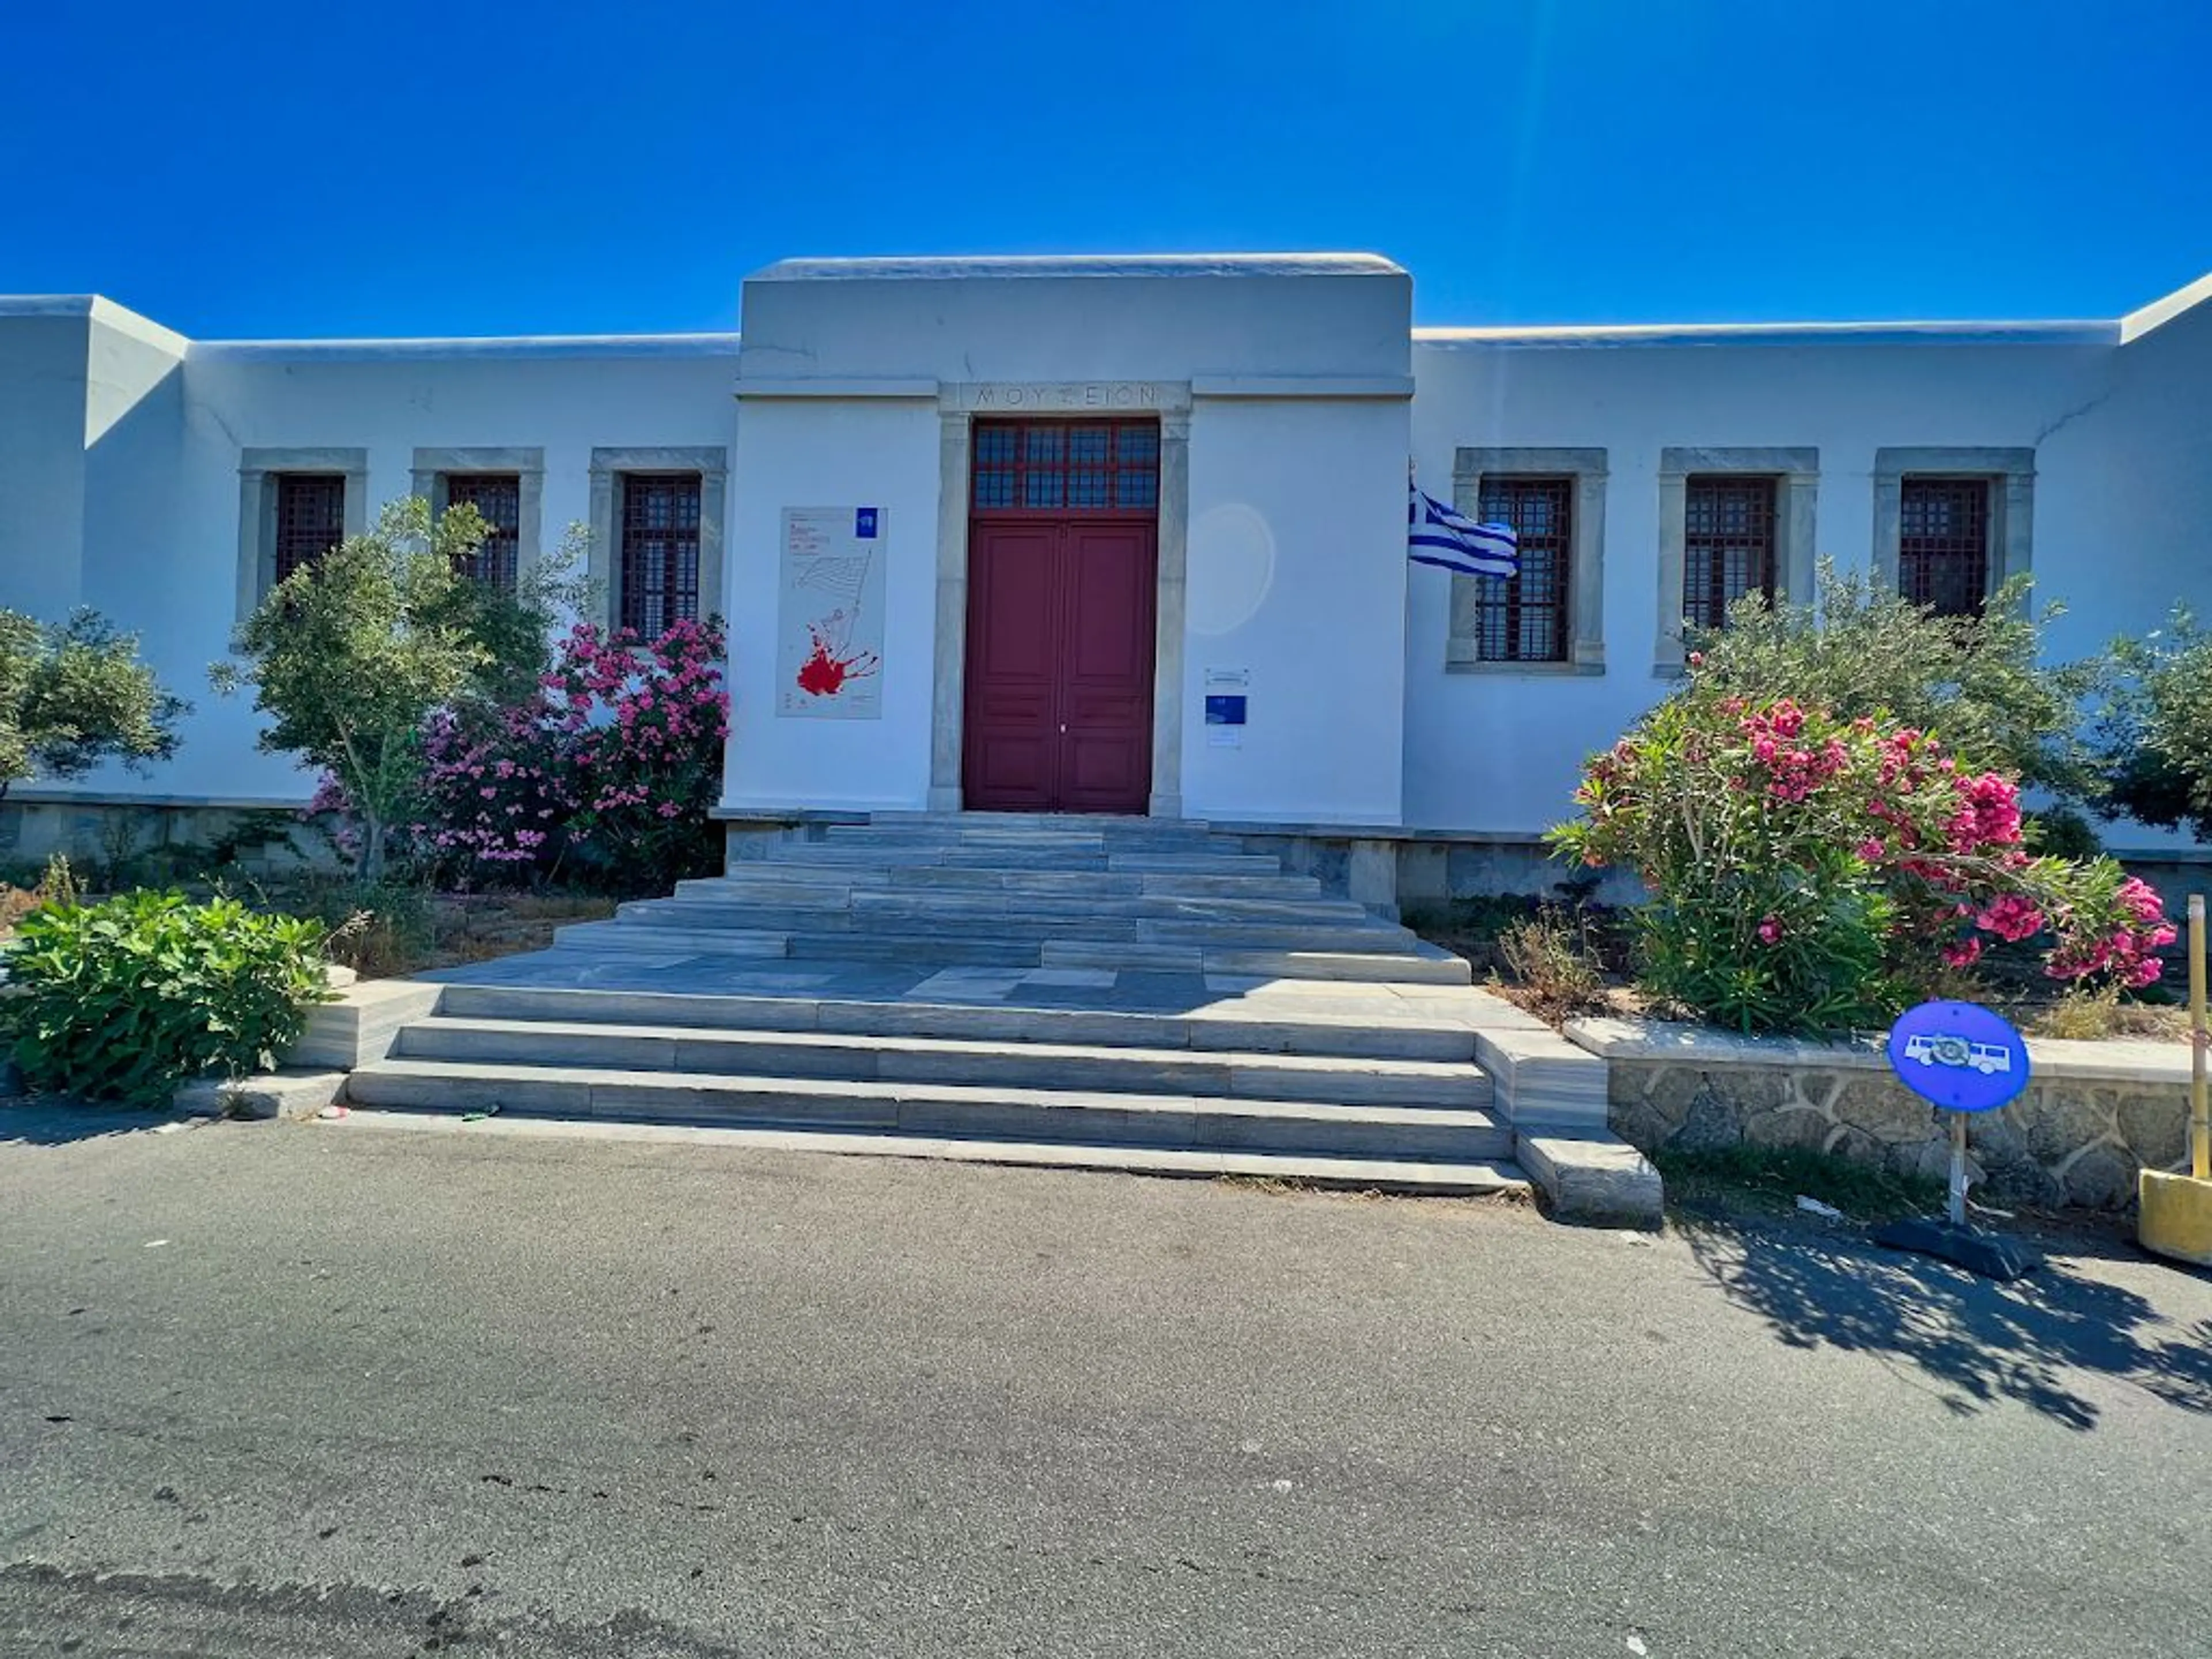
[972,419,1160,514]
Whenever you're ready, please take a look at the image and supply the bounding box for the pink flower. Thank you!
[1855,839,1884,861]
[1941,935,1984,969]
[1975,893,2046,944]
[1756,915,1783,946]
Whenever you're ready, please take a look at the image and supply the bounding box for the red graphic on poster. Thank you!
[796,618,881,698]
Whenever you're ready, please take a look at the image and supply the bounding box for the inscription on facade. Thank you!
[968,382,1166,412]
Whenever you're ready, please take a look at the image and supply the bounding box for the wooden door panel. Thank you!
[1057,522,1156,813]
[964,525,1060,810]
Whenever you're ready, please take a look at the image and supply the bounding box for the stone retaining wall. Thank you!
[1566,1016,2194,1211]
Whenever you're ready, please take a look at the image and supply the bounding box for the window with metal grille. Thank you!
[272,474,346,582]
[971,419,1160,514]
[444,474,521,588]
[1897,477,1991,618]
[1469,476,1573,662]
[618,474,702,637]
[1682,476,1778,631]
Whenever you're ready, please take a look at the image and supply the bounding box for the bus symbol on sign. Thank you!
[855,508,879,539]
[1902,1033,2013,1075]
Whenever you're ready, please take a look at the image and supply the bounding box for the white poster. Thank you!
[777,506,886,719]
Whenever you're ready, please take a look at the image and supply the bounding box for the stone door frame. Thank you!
[930,381,1192,817]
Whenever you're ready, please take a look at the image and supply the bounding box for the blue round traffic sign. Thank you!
[1886,999,2031,1112]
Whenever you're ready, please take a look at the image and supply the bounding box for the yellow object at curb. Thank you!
[2140,892,2212,1268]
[2139,1169,2212,1268]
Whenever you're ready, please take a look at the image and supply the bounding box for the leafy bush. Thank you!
[1685,564,2104,804]
[2,891,332,1102]
[1551,686,2174,1035]
[2094,607,2212,840]
[406,616,729,895]
[0,607,187,802]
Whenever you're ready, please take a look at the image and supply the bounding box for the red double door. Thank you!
[963,516,1157,813]
[962,419,1160,815]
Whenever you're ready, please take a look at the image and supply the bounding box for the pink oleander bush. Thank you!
[313,617,729,896]
[1550,681,2174,1035]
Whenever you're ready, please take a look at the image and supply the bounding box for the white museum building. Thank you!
[3,252,2211,903]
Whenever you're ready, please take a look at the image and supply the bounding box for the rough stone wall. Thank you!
[0,800,331,875]
[1605,1053,2191,1211]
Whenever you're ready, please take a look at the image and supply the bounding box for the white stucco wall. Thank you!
[721,397,942,812]
[739,255,1410,387]
[1402,321,2212,843]
[128,340,739,802]
[0,303,93,621]
[1182,396,1407,823]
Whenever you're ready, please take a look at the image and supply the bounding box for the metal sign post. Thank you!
[1872,999,2042,1281]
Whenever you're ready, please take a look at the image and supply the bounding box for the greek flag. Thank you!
[1408,484,1518,579]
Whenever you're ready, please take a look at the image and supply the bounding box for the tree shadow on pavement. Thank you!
[1681,1219,2212,1430]
[0,1099,184,1147]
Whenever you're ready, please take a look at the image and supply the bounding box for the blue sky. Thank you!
[3,1,2206,338]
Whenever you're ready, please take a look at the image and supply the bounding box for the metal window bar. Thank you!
[971,419,1160,514]
[1472,476,1573,662]
[444,474,521,588]
[618,474,702,637]
[1897,477,1991,618]
[1683,476,1778,631]
[272,474,346,582]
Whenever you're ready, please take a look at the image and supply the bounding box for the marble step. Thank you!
[548,921,791,956]
[1039,940,1471,985]
[751,846,1283,875]
[431,983,1482,1062]
[392,1017,1494,1110]
[829,817,1233,839]
[552,920,1455,976]
[613,900,1404,949]
[705,866,1328,900]
[343,1059,1511,1161]
[867,811,1214,832]
[824,827,1249,854]
[672,881,1361,923]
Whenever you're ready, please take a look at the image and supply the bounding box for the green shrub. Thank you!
[1551,687,2175,1035]
[2,891,332,1102]
[1685,563,2105,804]
[2095,607,2212,840]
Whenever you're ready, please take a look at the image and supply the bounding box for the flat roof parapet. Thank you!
[749,253,1407,283]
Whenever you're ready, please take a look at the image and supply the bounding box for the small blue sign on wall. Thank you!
[1205,694,1248,726]
[1886,999,2031,1112]
[855,507,879,539]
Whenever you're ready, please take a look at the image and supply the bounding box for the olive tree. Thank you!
[0,608,186,802]
[213,497,570,880]
[2096,607,2212,842]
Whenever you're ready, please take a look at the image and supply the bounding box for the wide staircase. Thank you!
[344,814,1522,1192]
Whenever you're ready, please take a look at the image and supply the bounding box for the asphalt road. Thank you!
[2,1108,2210,1659]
